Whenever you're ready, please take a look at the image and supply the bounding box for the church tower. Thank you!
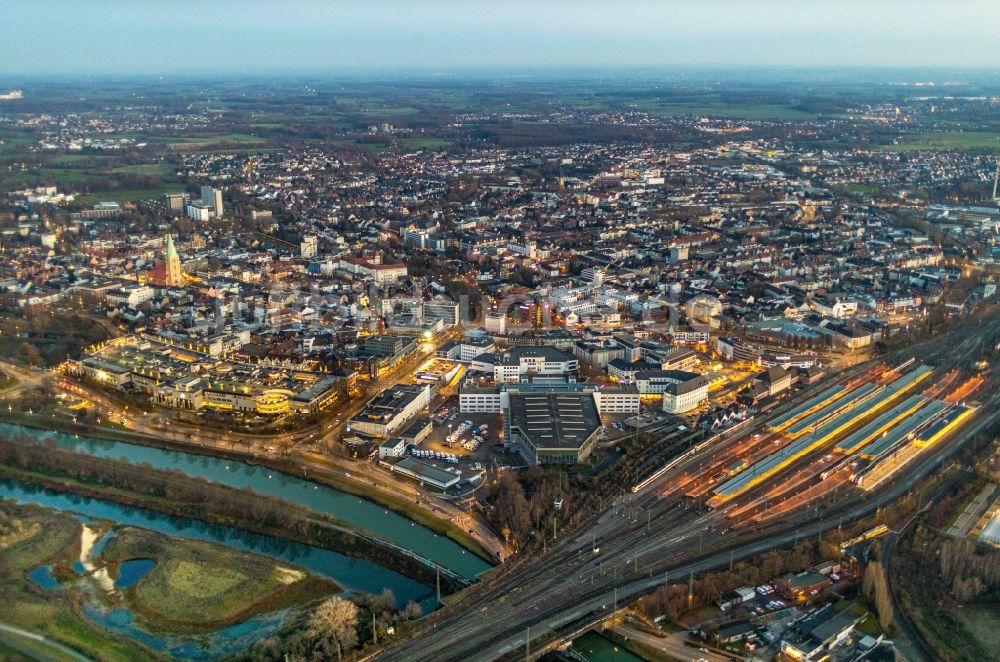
[164,234,183,287]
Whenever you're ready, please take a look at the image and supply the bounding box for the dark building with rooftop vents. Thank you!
[506,391,602,465]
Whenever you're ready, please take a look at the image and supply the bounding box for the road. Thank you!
[377,313,1000,661]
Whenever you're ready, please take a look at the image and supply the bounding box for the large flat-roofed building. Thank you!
[493,345,578,383]
[186,202,214,222]
[459,382,504,413]
[460,379,639,416]
[592,387,641,414]
[164,191,191,212]
[386,456,461,490]
[506,392,602,465]
[348,383,433,437]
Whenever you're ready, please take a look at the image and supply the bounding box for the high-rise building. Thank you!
[201,186,223,218]
[165,192,190,212]
[164,234,183,287]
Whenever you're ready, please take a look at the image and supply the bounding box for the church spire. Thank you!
[166,234,178,260]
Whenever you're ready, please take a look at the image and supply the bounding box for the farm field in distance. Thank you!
[881,131,1000,152]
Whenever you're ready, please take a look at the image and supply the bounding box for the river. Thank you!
[4,478,441,659]
[0,422,491,580]
[2,479,435,605]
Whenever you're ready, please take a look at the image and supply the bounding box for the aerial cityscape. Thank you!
[1,2,999,662]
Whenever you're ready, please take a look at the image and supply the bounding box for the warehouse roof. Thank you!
[507,392,600,451]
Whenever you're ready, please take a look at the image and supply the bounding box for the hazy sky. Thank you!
[4,0,1000,75]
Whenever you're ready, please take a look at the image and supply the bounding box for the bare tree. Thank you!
[864,561,893,630]
[307,596,359,661]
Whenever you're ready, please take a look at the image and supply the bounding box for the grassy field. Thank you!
[0,132,35,156]
[109,163,177,176]
[838,183,879,195]
[49,154,112,165]
[0,500,339,659]
[76,185,185,205]
[0,142,184,195]
[0,501,154,662]
[157,133,269,150]
[399,136,452,150]
[3,167,91,188]
[101,527,337,629]
[881,131,1000,152]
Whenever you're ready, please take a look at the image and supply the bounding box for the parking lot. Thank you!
[409,403,523,474]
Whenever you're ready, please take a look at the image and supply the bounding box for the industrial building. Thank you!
[506,391,602,465]
[386,456,461,490]
[348,383,433,437]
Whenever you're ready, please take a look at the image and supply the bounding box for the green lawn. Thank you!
[0,626,91,662]
[166,560,246,599]
[0,132,35,156]
[76,185,185,205]
[881,131,1000,152]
